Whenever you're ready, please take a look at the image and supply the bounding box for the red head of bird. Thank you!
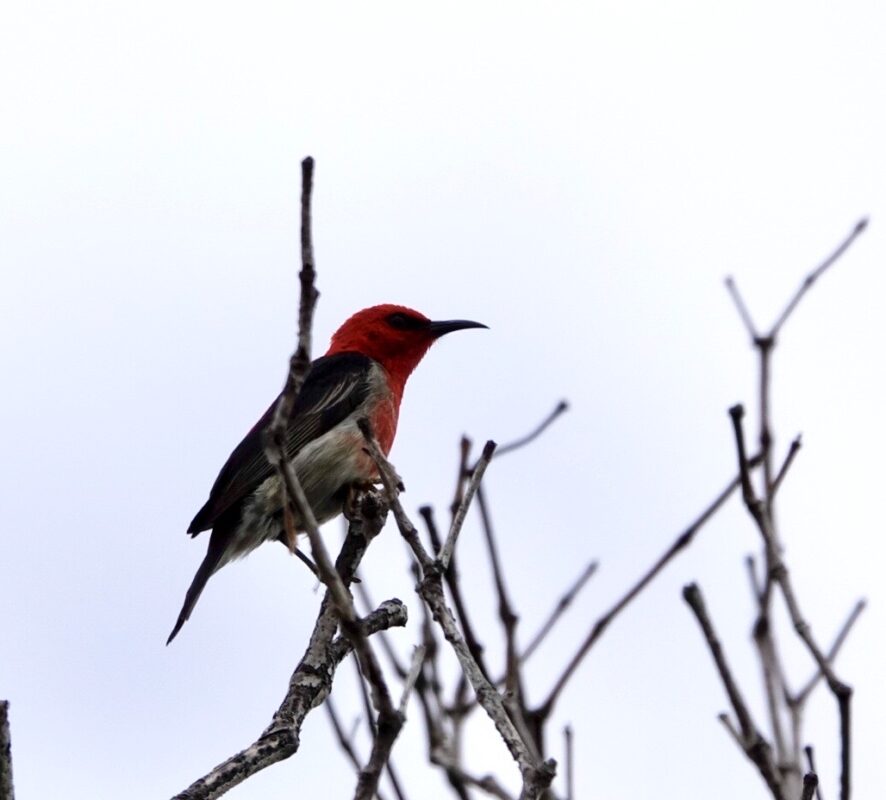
[326,304,486,401]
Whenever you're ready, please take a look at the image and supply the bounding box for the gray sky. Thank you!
[1,2,883,798]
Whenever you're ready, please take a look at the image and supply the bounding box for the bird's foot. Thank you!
[344,481,375,521]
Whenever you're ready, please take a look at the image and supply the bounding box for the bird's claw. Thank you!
[344,481,373,520]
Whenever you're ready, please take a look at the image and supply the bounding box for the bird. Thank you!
[167,303,486,643]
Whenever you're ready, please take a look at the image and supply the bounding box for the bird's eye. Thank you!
[386,312,427,331]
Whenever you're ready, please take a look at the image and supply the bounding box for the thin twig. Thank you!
[682,583,785,800]
[0,700,13,800]
[745,555,762,605]
[419,505,492,683]
[564,725,574,800]
[354,648,425,800]
[449,436,473,517]
[794,600,865,705]
[730,407,855,800]
[521,561,598,664]
[429,754,516,800]
[802,773,820,800]
[494,401,569,458]
[326,697,392,800]
[777,573,853,800]
[744,537,790,770]
[725,276,760,340]
[537,459,759,720]
[399,647,427,715]
[354,657,379,739]
[771,218,868,337]
[805,747,824,800]
[358,418,435,572]
[476,485,522,702]
[716,222,867,800]
[770,436,802,499]
[717,712,745,750]
[439,441,497,571]
[266,156,319,495]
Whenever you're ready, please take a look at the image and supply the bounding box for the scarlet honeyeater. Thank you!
[167,304,486,643]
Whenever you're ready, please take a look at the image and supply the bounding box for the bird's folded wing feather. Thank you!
[187,352,374,534]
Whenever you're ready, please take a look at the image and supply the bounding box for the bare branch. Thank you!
[795,600,866,705]
[802,773,820,800]
[358,418,435,572]
[355,577,409,680]
[495,400,569,458]
[771,218,868,338]
[359,429,556,799]
[718,712,745,750]
[0,700,13,800]
[476,485,522,703]
[173,502,404,800]
[537,460,757,720]
[521,560,598,664]
[725,276,760,340]
[326,697,393,800]
[745,555,763,605]
[731,404,855,799]
[564,725,574,800]
[271,443,380,704]
[805,747,824,800]
[770,435,802,499]
[266,158,320,508]
[449,436,473,517]
[682,583,785,800]
[325,698,363,771]
[728,405,758,508]
[429,753,517,800]
[399,647,426,716]
[745,548,790,770]
[419,505,492,683]
[776,575,853,800]
[439,440,497,571]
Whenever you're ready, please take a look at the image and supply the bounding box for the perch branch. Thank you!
[172,503,405,800]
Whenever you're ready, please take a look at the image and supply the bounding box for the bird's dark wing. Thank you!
[187,352,374,534]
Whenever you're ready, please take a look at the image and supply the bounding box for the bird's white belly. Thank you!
[228,419,374,561]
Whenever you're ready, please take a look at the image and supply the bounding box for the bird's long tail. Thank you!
[167,533,229,645]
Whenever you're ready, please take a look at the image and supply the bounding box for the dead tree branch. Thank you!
[494,401,569,458]
[705,219,869,800]
[520,560,598,665]
[359,426,557,800]
[683,583,785,800]
[0,700,13,800]
[172,495,405,800]
[537,458,759,721]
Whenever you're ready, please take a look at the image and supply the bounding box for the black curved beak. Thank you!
[428,319,489,337]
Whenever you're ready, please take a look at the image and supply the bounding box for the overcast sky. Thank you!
[2,2,884,799]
